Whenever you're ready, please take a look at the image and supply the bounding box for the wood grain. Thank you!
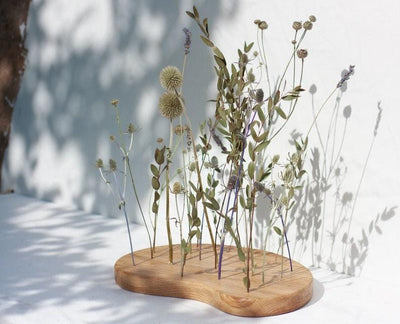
[114,244,313,317]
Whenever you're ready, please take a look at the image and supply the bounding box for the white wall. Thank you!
[4,0,399,277]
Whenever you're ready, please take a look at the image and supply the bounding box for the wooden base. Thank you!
[114,244,313,317]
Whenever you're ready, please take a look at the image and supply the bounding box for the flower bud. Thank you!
[292,21,302,31]
[303,21,313,30]
[297,49,308,59]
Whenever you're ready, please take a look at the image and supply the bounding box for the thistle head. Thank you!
[159,92,184,119]
[159,66,183,91]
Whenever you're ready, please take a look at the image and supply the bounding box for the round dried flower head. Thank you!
[258,21,268,30]
[297,49,308,59]
[172,182,182,194]
[253,19,261,25]
[156,137,163,143]
[96,158,104,168]
[174,125,185,135]
[303,21,313,30]
[253,50,259,57]
[127,123,135,134]
[109,135,116,142]
[110,99,119,107]
[292,21,302,31]
[159,92,184,119]
[309,15,316,23]
[109,159,117,172]
[159,66,183,91]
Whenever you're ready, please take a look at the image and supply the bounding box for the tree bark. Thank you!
[0,0,31,191]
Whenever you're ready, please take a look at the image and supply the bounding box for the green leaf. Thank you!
[189,181,198,193]
[248,162,255,180]
[204,202,217,211]
[150,164,159,177]
[214,55,226,68]
[244,41,254,53]
[213,46,225,61]
[274,90,281,105]
[254,140,269,154]
[152,202,158,213]
[273,226,282,236]
[275,106,287,119]
[151,177,160,190]
[243,276,250,289]
[193,217,201,227]
[193,5,199,18]
[155,147,165,165]
[237,246,245,262]
[185,11,195,19]
[200,35,214,47]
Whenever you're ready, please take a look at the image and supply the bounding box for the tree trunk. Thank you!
[0,0,31,192]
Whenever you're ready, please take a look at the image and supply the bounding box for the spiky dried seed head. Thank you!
[159,92,184,119]
[159,66,183,91]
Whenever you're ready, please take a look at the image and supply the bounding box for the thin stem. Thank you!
[166,120,174,263]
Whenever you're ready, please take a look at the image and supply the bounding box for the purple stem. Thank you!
[218,110,257,279]
[279,210,293,271]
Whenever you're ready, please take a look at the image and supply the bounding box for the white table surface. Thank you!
[0,194,397,323]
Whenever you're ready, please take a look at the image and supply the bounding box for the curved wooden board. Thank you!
[114,244,313,317]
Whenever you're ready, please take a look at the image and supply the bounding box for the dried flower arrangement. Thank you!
[96,6,354,316]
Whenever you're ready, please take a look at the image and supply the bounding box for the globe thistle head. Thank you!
[297,49,308,59]
[159,66,183,91]
[303,21,313,30]
[309,15,317,23]
[159,92,184,119]
[292,21,302,31]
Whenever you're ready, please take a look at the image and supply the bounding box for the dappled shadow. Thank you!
[0,194,249,323]
[4,0,233,224]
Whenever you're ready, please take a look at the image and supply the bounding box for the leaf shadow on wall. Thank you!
[4,1,228,223]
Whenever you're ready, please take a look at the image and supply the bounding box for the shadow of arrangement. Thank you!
[285,82,397,276]
[0,195,243,324]
[5,0,230,223]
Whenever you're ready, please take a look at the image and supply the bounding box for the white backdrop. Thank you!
[4,0,399,278]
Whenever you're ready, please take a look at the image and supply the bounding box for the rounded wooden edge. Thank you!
[114,245,313,317]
